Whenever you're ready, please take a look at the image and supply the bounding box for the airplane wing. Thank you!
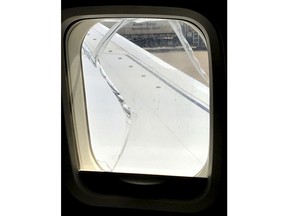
[81,21,210,177]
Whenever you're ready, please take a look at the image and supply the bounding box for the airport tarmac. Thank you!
[151,50,209,86]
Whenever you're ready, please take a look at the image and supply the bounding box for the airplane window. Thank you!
[76,18,210,177]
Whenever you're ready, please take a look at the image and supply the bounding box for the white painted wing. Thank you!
[81,23,210,177]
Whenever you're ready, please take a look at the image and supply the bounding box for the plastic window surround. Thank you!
[66,18,212,177]
[62,6,221,213]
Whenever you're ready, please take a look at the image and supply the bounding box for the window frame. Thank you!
[62,6,224,213]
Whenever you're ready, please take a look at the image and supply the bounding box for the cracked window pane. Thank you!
[81,18,210,177]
